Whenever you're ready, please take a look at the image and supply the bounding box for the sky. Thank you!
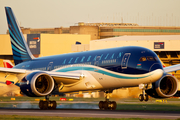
[0,0,180,34]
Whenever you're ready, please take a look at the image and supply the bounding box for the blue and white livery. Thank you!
[0,7,179,110]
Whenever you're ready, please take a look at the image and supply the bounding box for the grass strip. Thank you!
[0,115,172,120]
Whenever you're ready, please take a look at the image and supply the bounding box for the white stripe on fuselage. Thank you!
[54,65,163,93]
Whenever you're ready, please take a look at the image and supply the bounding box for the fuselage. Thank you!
[14,46,163,75]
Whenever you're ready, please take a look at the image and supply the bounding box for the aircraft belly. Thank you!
[86,69,163,89]
[89,71,121,89]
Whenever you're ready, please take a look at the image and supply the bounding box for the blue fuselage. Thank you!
[13,46,163,74]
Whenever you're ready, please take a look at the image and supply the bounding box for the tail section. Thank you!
[5,7,34,65]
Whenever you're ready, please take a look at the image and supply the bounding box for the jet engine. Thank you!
[20,71,54,97]
[145,74,178,98]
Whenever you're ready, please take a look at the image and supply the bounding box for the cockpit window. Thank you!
[139,57,146,61]
[154,57,158,61]
[147,56,155,61]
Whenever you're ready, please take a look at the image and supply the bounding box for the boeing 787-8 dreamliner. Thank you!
[1,7,179,110]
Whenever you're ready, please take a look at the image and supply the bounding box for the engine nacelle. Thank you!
[145,74,178,98]
[20,71,54,97]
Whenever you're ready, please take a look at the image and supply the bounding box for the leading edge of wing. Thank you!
[164,64,180,73]
[0,67,26,73]
[0,67,82,80]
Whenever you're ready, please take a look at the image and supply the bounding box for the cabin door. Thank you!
[47,62,53,71]
[94,56,101,66]
[121,53,131,69]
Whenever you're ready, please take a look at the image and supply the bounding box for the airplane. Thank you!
[3,60,14,68]
[1,6,179,110]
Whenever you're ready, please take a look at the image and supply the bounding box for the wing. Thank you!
[0,67,82,85]
[163,64,180,73]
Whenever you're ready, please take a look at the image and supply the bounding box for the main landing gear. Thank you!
[99,91,117,110]
[39,96,57,110]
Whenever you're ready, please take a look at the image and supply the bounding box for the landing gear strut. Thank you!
[39,95,57,110]
[99,91,117,110]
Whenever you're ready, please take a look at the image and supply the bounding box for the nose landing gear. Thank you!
[139,93,149,102]
[138,84,150,102]
[98,90,117,110]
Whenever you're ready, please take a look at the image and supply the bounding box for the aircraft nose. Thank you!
[149,63,163,72]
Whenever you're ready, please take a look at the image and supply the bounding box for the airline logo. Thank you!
[33,37,40,42]
[27,34,40,54]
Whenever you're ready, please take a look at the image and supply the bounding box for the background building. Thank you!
[14,22,180,40]
[0,34,90,66]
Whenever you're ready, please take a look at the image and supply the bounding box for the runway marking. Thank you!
[0,111,179,119]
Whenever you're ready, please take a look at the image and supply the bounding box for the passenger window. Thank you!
[68,58,73,63]
[93,55,97,61]
[111,53,115,59]
[99,54,103,60]
[62,59,66,64]
[87,56,91,61]
[139,57,146,61]
[117,52,122,58]
[74,57,79,63]
[147,56,154,61]
[80,56,85,62]
[104,54,109,59]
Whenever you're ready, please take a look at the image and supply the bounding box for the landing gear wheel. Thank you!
[43,101,48,110]
[51,101,57,109]
[104,101,109,110]
[39,100,44,109]
[99,101,104,110]
[139,94,144,101]
[111,101,117,110]
[144,94,149,101]
[48,101,53,109]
